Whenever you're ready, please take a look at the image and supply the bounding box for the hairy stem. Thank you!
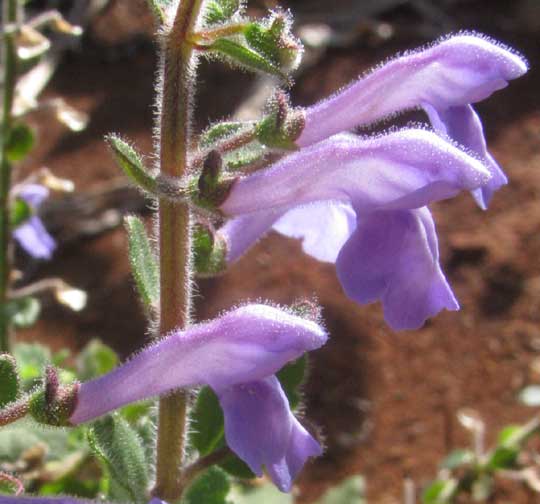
[154,0,204,501]
[0,0,19,352]
[0,398,29,427]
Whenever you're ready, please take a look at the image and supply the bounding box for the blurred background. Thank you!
[11,0,540,501]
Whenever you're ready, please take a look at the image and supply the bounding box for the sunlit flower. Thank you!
[220,130,489,329]
[217,34,528,330]
[69,304,327,491]
[12,184,55,259]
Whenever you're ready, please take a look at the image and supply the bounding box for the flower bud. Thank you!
[198,150,223,196]
[244,11,303,74]
[191,150,237,210]
[29,370,79,427]
[256,91,305,150]
[193,223,227,277]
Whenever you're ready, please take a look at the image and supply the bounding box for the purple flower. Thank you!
[69,304,327,491]
[298,34,526,148]
[12,184,56,259]
[219,130,489,329]
[297,35,526,208]
[215,34,527,330]
[217,376,322,491]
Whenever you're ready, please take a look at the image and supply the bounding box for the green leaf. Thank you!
[230,482,293,504]
[486,446,519,470]
[219,454,256,479]
[277,355,307,410]
[495,418,540,451]
[190,387,224,456]
[125,215,160,308]
[205,0,242,25]
[88,413,150,504]
[422,479,458,504]
[121,401,152,423]
[498,424,523,445]
[244,23,281,66]
[39,476,100,499]
[52,348,71,366]
[0,354,19,407]
[182,467,231,504]
[6,124,35,162]
[189,387,256,479]
[106,135,156,193]
[12,342,50,390]
[519,385,540,406]
[440,449,475,470]
[10,197,32,227]
[3,297,41,330]
[76,339,118,381]
[199,121,248,149]
[0,419,81,463]
[209,38,286,79]
[315,476,365,504]
[131,408,157,463]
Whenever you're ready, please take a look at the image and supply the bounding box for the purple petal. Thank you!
[70,304,327,424]
[13,216,56,259]
[336,208,459,330]
[17,184,50,209]
[220,210,285,262]
[273,202,357,263]
[216,376,321,492]
[298,34,527,147]
[423,103,507,209]
[222,130,490,217]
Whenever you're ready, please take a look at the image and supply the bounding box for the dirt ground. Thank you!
[16,0,540,502]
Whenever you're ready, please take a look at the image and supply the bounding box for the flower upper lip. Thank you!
[296,33,528,148]
[221,129,492,217]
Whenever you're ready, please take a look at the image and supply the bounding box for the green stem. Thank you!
[0,0,19,352]
[154,0,204,501]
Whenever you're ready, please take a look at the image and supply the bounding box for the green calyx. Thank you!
[28,368,79,427]
[244,13,302,73]
[193,224,227,277]
[190,176,236,212]
[190,150,237,211]
[256,106,305,150]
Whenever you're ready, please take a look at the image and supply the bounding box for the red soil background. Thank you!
[16,0,540,501]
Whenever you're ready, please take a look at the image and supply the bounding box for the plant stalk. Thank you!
[154,0,204,501]
[0,0,19,352]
